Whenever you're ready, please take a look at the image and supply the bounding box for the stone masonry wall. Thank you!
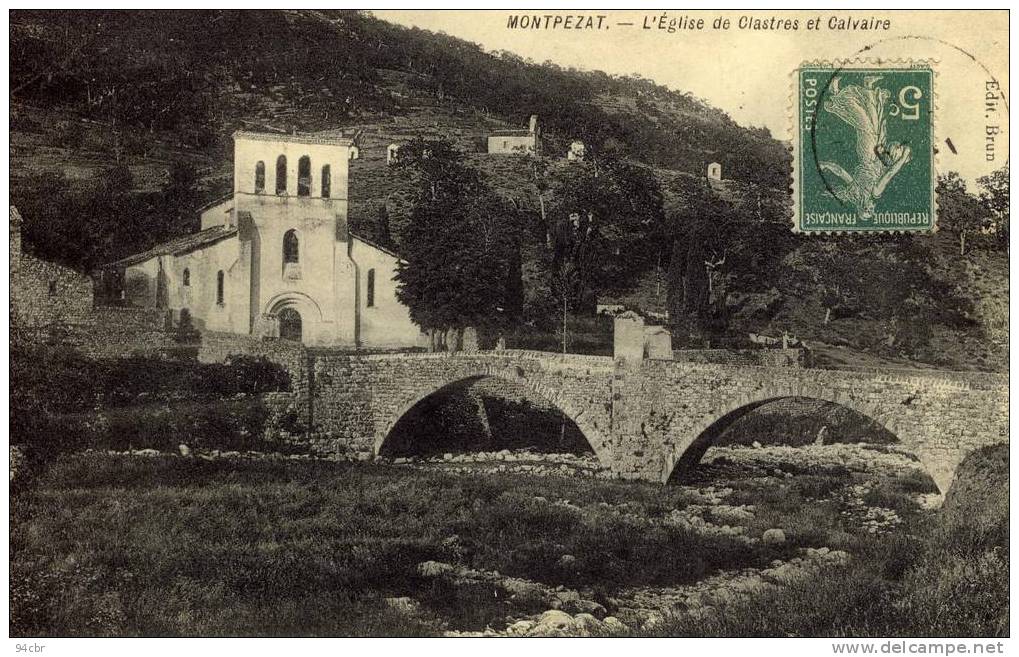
[11,305,177,359]
[308,350,618,462]
[669,348,807,368]
[302,351,1008,493]
[11,251,94,328]
[627,360,1008,491]
[197,331,310,425]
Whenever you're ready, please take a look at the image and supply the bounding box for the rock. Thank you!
[443,453,453,461]
[640,610,665,630]
[572,613,603,635]
[501,578,548,604]
[394,457,410,465]
[416,561,455,577]
[554,589,581,605]
[178,444,191,457]
[506,619,535,636]
[564,598,607,618]
[556,554,577,568]
[602,616,627,633]
[752,441,763,448]
[134,448,160,457]
[764,562,801,585]
[762,528,786,544]
[528,609,575,636]
[826,550,851,566]
[384,596,420,614]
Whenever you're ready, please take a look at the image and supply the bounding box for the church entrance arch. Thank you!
[278,307,303,343]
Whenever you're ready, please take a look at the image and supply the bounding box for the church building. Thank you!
[107,131,424,348]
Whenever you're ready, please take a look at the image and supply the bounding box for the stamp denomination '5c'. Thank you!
[795,63,935,233]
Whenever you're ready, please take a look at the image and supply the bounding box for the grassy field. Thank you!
[12,446,1005,638]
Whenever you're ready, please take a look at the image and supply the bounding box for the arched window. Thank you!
[275,155,287,195]
[366,268,376,308]
[297,155,311,196]
[254,161,265,194]
[321,165,331,198]
[182,268,190,287]
[216,270,225,305]
[283,230,299,264]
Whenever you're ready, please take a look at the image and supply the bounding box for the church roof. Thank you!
[107,225,238,268]
[233,130,354,147]
[350,231,401,259]
[489,129,534,137]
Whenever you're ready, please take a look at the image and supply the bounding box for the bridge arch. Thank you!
[373,366,613,469]
[660,390,949,491]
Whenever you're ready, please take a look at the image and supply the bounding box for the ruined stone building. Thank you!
[10,205,94,328]
[487,115,540,155]
[106,131,424,348]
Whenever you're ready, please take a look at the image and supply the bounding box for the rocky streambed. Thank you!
[406,547,850,637]
[83,440,938,636]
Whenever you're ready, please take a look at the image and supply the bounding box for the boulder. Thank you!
[178,444,191,457]
[384,596,420,615]
[563,598,607,618]
[602,616,628,633]
[763,562,802,585]
[506,619,535,636]
[640,610,665,630]
[572,613,603,635]
[556,554,577,568]
[528,609,575,636]
[501,578,548,604]
[416,561,455,578]
[762,528,786,544]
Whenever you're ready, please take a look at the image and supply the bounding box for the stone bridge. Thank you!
[301,349,1008,492]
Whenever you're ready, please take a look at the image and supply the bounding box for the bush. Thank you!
[10,346,295,460]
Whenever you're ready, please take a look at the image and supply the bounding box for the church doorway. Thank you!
[278,307,303,343]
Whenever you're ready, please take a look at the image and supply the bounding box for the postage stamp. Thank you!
[794,62,936,233]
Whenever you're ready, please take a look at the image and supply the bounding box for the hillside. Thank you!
[8,10,1008,373]
[9,10,787,190]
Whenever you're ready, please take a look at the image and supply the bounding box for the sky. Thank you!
[375,10,1009,185]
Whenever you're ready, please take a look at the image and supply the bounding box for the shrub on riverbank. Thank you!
[650,443,1009,637]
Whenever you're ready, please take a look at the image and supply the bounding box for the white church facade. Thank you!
[109,131,424,348]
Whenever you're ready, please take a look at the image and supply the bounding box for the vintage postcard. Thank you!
[7,8,1009,652]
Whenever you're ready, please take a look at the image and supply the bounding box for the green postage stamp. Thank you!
[794,62,935,233]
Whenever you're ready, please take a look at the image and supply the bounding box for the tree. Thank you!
[542,157,665,311]
[978,165,1009,250]
[664,182,775,339]
[161,160,201,230]
[393,139,517,348]
[938,172,988,256]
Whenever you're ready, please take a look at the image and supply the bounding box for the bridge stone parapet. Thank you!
[295,350,1006,492]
